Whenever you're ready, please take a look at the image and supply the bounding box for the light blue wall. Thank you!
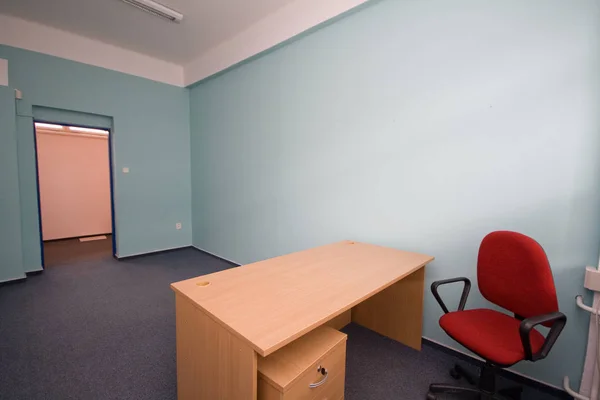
[0,86,26,282]
[190,0,600,387]
[0,44,192,263]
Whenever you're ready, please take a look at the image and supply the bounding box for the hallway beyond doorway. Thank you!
[33,121,116,266]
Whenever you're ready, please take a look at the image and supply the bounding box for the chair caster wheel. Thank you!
[450,367,460,380]
[426,393,437,400]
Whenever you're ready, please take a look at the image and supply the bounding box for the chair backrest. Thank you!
[477,231,559,325]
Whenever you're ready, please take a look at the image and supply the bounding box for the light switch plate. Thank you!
[122,167,129,173]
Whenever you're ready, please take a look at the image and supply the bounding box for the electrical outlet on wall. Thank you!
[176,222,182,230]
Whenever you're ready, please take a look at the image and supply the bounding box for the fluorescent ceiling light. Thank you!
[35,123,64,130]
[119,0,183,23]
[69,127,109,135]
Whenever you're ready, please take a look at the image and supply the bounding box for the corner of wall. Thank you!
[183,0,370,86]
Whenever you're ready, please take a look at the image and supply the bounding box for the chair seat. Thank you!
[439,309,546,366]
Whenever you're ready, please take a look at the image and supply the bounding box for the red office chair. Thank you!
[427,231,566,400]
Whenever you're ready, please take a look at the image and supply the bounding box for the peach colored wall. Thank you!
[36,130,111,240]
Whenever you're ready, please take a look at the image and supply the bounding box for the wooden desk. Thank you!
[171,240,434,400]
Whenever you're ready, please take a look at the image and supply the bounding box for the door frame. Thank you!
[32,120,117,267]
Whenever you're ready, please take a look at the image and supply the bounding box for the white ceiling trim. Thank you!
[0,1,369,88]
[183,0,369,86]
[0,14,184,87]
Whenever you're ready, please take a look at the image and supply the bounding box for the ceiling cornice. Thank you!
[0,14,184,87]
[183,0,369,86]
[0,1,370,88]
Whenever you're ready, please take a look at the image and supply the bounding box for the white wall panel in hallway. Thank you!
[37,129,111,240]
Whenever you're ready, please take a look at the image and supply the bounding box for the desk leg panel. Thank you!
[175,294,257,400]
[324,309,351,331]
[351,266,425,350]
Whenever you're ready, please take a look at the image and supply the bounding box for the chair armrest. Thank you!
[431,277,471,314]
[519,312,567,361]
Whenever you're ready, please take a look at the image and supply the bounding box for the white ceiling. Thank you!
[0,0,298,64]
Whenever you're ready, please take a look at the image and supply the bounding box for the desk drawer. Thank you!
[258,326,347,400]
[286,339,345,400]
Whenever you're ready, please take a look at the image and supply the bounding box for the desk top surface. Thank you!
[171,240,434,357]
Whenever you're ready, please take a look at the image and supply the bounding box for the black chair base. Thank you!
[426,363,523,400]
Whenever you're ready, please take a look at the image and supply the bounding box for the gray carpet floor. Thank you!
[0,245,564,399]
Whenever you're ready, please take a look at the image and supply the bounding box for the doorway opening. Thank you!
[33,121,116,267]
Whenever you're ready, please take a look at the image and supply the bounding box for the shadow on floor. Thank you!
[43,235,113,267]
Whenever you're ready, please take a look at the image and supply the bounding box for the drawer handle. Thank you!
[309,366,328,388]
